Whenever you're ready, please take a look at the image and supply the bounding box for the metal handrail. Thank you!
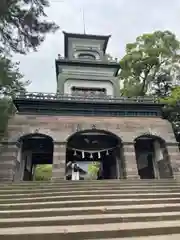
[14,92,159,104]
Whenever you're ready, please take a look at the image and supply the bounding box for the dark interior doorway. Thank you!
[66,130,122,180]
[19,134,54,181]
[134,137,155,179]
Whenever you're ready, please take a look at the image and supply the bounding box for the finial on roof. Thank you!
[82,7,86,34]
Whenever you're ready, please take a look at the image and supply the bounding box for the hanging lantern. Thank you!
[106,150,109,156]
[73,150,77,156]
[90,153,93,159]
[82,151,85,159]
[98,152,101,159]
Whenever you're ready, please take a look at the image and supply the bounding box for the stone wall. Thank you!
[52,143,66,180]
[0,143,18,181]
[6,115,176,143]
[167,144,180,179]
[0,114,179,181]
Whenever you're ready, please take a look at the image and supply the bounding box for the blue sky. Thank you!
[13,0,180,93]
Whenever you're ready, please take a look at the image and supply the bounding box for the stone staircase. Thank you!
[0,180,180,239]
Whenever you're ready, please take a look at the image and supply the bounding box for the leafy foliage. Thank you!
[151,70,173,98]
[119,30,180,141]
[0,55,28,139]
[88,162,100,179]
[0,98,14,139]
[34,164,52,181]
[120,31,180,97]
[162,86,180,105]
[0,0,59,54]
[161,86,180,141]
[0,56,28,96]
[0,0,58,139]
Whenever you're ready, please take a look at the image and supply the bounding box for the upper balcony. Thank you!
[13,92,163,117]
[14,92,159,104]
[56,54,119,64]
[56,55,121,79]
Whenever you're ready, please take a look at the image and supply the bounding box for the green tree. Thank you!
[0,0,58,139]
[0,56,26,96]
[0,0,59,54]
[34,164,52,181]
[161,86,180,141]
[88,162,100,179]
[0,56,28,139]
[120,31,180,97]
[162,86,180,105]
[0,98,14,138]
[119,30,180,143]
[151,70,173,98]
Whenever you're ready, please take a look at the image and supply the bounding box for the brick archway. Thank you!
[134,134,173,179]
[14,133,54,181]
[66,129,124,180]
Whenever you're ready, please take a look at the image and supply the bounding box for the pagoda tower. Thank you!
[0,32,179,182]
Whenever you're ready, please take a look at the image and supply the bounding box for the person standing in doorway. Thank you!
[72,162,80,181]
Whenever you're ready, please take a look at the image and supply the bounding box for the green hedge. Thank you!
[34,165,52,181]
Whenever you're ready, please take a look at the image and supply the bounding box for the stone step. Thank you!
[1,179,177,184]
[0,181,179,239]
[0,181,178,190]
[1,203,180,218]
[0,220,180,239]
[1,212,180,228]
[0,197,180,210]
[91,235,180,240]
[1,192,180,203]
[0,188,179,198]
[0,185,180,194]
[0,178,178,187]
[0,179,177,184]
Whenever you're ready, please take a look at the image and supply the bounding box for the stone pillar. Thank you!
[52,142,66,180]
[116,156,120,179]
[24,151,33,181]
[19,151,25,181]
[114,147,120,179]
[0,142,18,182]
[123,143,139,179]
[167,143,180,180]
[13,142,22,182]
[153,140,161,179]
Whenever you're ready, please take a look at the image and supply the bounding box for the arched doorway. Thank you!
[16,133,54,181]
[134,135,173,179]
[66,129,123,180]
